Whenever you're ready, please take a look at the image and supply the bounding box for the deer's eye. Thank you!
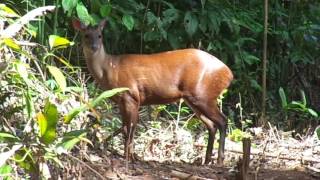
[98,35,102,38]
[84,34,89,38]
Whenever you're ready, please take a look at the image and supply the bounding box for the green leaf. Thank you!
[0,132,20,141]
[0,164,12,177]
[37,100,59,144]
[76,2,93,25]
[91,88,129,107]
[59,130,90,151]
[100,4,112,17]
[0,4,19,17]
[49,35,74,49]
[307,109,318,117]
[184,11,198,37]
[63,104,86,124]
[279,87,287,108]
[122,14,134,31]
[47,65,67,92]
[24,89,34,119]
[300,90,307,106]
[37,113,47,137]
[143,31,160,42]
[62,0,77,15]
[64,88,129,123]
[316,127,320,140]
[3,38,21,51]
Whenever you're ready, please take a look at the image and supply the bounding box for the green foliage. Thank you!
[279,87,318,118]
[228,129,251,142]
[316,127,320,140]
[37,100,59,145]
[64,88,129,123]
[122,14,135,31]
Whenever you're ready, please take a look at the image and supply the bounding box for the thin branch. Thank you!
[65,153,107,180]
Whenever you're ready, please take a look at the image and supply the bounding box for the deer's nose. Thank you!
[91,44,98,51]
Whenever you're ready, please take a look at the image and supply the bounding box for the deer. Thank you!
[72,19,233,165]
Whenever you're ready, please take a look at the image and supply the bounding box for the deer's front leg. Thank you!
[119,95,140,161]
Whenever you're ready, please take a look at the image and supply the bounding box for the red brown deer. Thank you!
[72,19,233,165]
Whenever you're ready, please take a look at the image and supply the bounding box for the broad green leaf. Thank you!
[184,11,198,37]
[3,38,20,50]
[307,109,318,117]
[278,87,287,108]
[0,164,12,177]
[91,88,129,107]
[62,0,77,15]
[37,100,59,144]
[163,8,179,25]
[0,4,19,17]
[49,35,74,49]
[122,14,134,31]
[100,4,112,17]
[76,2,93,25]
[64,88,128,124]
[58,130,90,151]
[47,65,67,92]
[63,104,86,124]
[0,132,20,141]
[37,113,47,137]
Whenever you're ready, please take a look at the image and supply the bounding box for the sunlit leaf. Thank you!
[0,4,19,17]
[47,65,67,92]
[3,38,21,50]
[0,164,12,177]
[37,113,47,137]
[63,104,86,124]
[0,132,20,141]
[49,35,74,49]
[37,100,59,144]
[307,109,318,117]
[122,14,134,31]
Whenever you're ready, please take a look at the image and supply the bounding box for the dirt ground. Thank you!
[59,127,320,179]
[73,154,317,180]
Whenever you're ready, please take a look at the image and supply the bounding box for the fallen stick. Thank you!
[170,170,216,180]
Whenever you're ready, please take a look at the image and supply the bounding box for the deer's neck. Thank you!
[83,45,112,81]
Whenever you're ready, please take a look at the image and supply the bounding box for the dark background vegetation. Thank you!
[1,0,319,178]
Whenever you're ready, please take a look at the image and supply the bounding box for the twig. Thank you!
[170,170,214,180]
[227,148,320,164]
[105,127,124,142]
[0,6,55,38]
[65,153,107,180]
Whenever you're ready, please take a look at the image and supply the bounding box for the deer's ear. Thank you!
[72,19,87,31]
[98,19,107,31]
